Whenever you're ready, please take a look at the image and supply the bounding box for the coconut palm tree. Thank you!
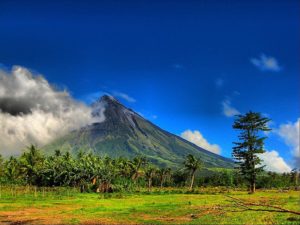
[96,156,118,193]
[20,145,44,185]
[130,156,147,181]
[145,165,157,192]
[184,154,202,190]
[4,156,20,182]
[116,157,133,178]
[158,168,171,189]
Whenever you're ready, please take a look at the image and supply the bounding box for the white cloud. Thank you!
[222,99,240,117]
[112,91,136,103]
[180,130,221,154]
[275,118,300,159]
[0,65,105,155]
[251,54,282,72]
[259,150,291,173]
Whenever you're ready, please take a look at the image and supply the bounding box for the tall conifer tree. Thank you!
[232,111,271,193]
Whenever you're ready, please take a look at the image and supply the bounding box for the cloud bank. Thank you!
[0,66,105,155]
[259,150,291,173]
[251,54,282,72]
[181,130,221,154]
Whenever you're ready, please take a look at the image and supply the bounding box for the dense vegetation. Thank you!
[0,145,298,192]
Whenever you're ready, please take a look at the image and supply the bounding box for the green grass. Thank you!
[0,187,299,224]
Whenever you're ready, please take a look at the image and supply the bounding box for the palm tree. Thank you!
[96,156,117,193]
[117,158,133,178]
[158,168,171,189]
[73,152,96,192]
[20,145,44,185]
[4,156,20,182]
[131,156,147,181]
[144,165,157,192]
[184,154,202,190]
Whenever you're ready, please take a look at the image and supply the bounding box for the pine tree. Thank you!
[232,111,271,193]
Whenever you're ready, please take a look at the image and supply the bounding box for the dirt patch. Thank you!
[81,218,130,225]
[0,206,136,225]
[0,217,41,225]
[0,205,83,225]
[191,205,225,218]
[129,212,193,224]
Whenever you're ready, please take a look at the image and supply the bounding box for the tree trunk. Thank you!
[189,171,195,191]
[148,178,152,192]
[295,172,299,186]
[80,184,85,193]
[249,180,256,193]
[160,176,164,189]
[131,172,137,180]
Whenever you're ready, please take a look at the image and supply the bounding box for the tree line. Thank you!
[0,146,298,193]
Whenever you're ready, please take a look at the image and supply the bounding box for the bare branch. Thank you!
[225,195,300,216]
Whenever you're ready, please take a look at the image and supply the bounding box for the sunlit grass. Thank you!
[0,186,299,224]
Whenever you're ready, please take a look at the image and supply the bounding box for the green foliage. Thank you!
[3,156,21,184]
[20,145,44,185]
[0,154,4,182]
[0,147,296,191]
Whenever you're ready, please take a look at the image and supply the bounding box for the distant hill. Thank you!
[43,95,234,169]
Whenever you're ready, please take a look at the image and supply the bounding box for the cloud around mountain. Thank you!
[0,65,105,155]
[112,91,136,103]
[180,130,221,155]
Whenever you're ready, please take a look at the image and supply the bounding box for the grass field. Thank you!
[0,187,299,224]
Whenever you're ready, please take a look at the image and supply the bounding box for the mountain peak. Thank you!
[100,94,118,103]
[92,94,120,111]
[91,94,120,119]
[91,94,140,127]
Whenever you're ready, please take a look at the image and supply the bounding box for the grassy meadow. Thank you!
[0,186,299,224]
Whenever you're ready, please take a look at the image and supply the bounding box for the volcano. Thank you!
[44,95,233,168]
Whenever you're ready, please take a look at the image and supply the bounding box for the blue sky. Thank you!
[0,0,299,170]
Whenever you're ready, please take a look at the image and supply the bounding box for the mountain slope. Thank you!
[43,95,234,168]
